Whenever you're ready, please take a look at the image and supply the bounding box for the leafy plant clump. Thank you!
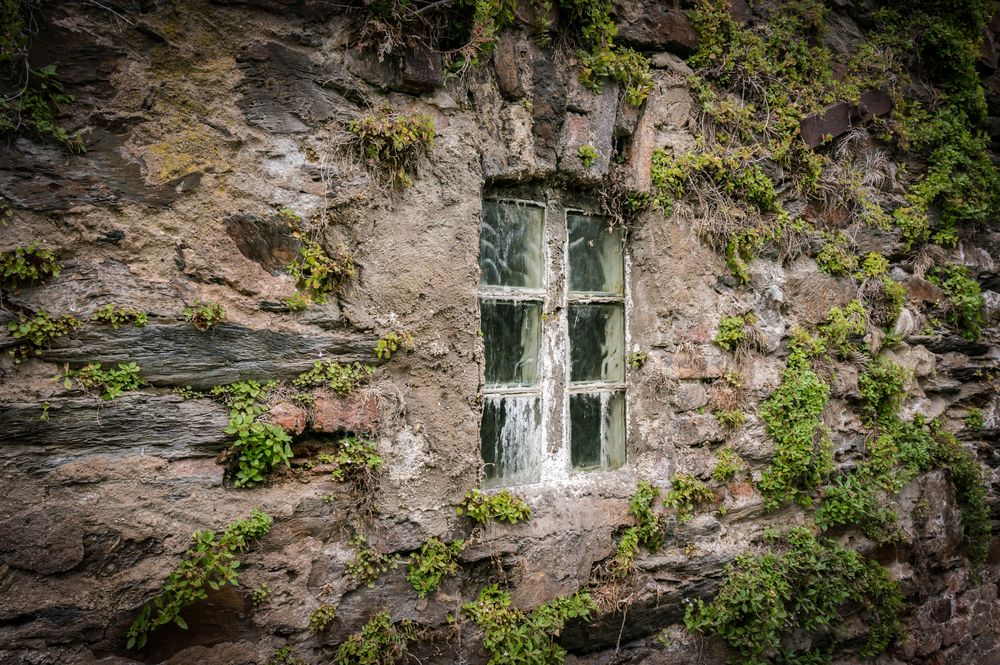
[858,356,910,426]
[611,480,663,577]
[964,408,984,431]
[90,304,148,329]
[685,527,902,663]
[267,646,304,665]
[63,362,143,400]
[406,537,465,598]
[712,312,764,359]
[462,585,596,665]
[757,338,832,510]
[374,331,413,360]
[126,509,272,649]
[7,311,81,361]
[577,144,598,168]
[334,610,419,665]
[212,380,292,488]
[817,300,866,359]
[456,489,532,525]
[927,263,985,341]
[0,242,61,285]
[310,604,338,633]
[349,108,435,188]
[814,232,857,276]
[183,301,226,331]
[665,473,714,523]
[287,238,355,304]
[714,409,745,431]
[712,449,744,483]
[293,361,375,394]
[328,436,384,486]
[856,253,906,330]
[346,534,400,587]
[933,427,990,569]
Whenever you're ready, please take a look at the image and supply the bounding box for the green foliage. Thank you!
[712,449,744,483]
[287,239,355,303]
[267,646,304,665]
[294,361,375,394]
[928,264,984,341]
[251,583,270,606]
[665,473,714,523]
[858,357,910,426]
[933,427,991,568]
[456,489,532,525]
[758,350,832,510]
[183,301,226,331]
[713,312,762,356]
[462,584,596,665]
[310,604,338,633]
[0,242,60,285]
[63,362,143,400]
[685,527,902,663]
[329,436,384,485]
[652,148,778,217]
[579,43,653,107]
[90,304,148,330]
[126,509,272,649]
[855,253,906,331]
[283,291,309,312]
[346,534,400,587]
[815,232,857,276]
[611,481,663,578]
[964,408,983,431]
[334,610,418,665]
[577,144,598,168]
[0,64,82,151]
[349,109,435,188]
[406,537,465,598]
[374,331,413,360]
[7,311,81,361]
[626,351,648,368]
[714,410,745,431]
[816,301,866,359]
[213,380,292,488]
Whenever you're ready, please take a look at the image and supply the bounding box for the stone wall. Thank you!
[0,1,998,664]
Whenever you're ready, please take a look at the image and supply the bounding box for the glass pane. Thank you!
[568,304,624,384]
[570,391,625,470]
[480,200,544,289]
[567,213,623,294]
[481,395,542,487]
[481,300,541,387]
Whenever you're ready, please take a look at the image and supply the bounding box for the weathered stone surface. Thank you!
[39,323,378,389]
[800,100,852,147]
[311,391,379,434]
[494,33,530,99]
[399,43,443,93]
[224,213,302,273]
[269,401,307,435]
[0,395,229,467]
[855,86,893,122]
[614,1,699,53]
[0,510,85,574]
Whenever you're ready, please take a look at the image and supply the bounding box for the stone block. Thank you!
[399,42,442,93]
[269,402,308,435]
[312,392,379,434]
[614,1,699,54]
[800,101,852,147]
[854,87,892,122]
[494,33,529,99]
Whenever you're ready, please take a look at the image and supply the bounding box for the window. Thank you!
[478,197,627,488]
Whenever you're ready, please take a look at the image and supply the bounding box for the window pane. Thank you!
[567,213,623,294]
[481,395,542,487]
[568,304,624,384]
[570,391,625,470]
[480,200,544,289]
[482,300,541,387]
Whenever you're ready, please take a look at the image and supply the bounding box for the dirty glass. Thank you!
[569,391,625,469]
[481,300,541,387]
[479,200,544,289]
[567,213,623,294]
[568,304,624,384]
[481,395,542,488]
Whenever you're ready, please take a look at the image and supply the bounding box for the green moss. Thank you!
[927,264,984,341]
[684,527,902,662]
[932,426,991,569]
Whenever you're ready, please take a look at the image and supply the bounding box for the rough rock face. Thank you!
[0,1,998,665]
